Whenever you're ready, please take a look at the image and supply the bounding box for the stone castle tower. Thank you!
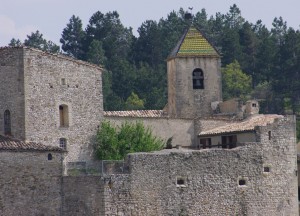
[167,26,222,118]
[0,47,103,162]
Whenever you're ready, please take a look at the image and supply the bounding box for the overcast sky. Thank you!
[0,0,299,47]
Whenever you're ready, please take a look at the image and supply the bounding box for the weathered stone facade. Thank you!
[167,57,222,118]
[0,47,103,163]
[0,150,64,215]
[0,23,298,215]
[102,116,298,216]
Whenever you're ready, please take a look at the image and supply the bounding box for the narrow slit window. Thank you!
[59,104,69,127]
[268,131,272,140]
[4,110,11,135]
[48,153,52,160]
[192,68,204,89]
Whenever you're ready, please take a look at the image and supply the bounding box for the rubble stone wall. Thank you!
[0,151,63,215]
[23,48,103,163]
[104,116,298,215]
[0,48,25,139]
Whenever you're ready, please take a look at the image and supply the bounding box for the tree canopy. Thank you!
[8,5,300,115]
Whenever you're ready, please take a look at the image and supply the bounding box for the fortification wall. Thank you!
[0,48,25,139]
[0,151,63,215]
[62,176,105,216]
[104,117,194,147]
[104,116,298,215]
[22,48,103,162]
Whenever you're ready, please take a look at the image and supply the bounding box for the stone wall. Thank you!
[22,48,103,163]
[0,47,25,139]
[104,116,195,147]
[167,57,222,119]
[0,150,63,215]
[104,116,298,215]
[62,176,105,216]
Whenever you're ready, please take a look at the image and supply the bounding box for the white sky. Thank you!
[0,0,299,47]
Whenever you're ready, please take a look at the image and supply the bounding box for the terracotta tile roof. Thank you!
[104,110,165,118]
[0,135,64,152]
[199,114,283,136]
[168,26,219,58]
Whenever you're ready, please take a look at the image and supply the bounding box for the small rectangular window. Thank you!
[239,179,246,186]
[59,138,67,149]
[264,167,270,173]
[176,176,186,187]
[61,78,66,85]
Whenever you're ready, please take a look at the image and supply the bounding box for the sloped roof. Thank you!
[104,110,165,118]
[0,135,64,152]
[168,26,220,59]
[199,114,283,136]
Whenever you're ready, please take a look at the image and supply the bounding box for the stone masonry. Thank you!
[0,47,103,163]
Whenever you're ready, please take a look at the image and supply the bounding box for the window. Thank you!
[199,138,212,149]
[268,131,272,140]
[252,103,257,107]
[176,176,186,187]
[48,153,52,160]
[59,104,69,127]
[4,110,11,135]
[263,166,270,173]
[61,78,66,85]
[59,138,67,149]
[221,135,237,149]
[239,179,246,186]
[192,68,204,89]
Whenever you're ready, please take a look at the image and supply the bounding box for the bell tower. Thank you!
[167,26,222,118]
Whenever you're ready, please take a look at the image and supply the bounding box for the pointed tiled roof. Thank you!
[168,26,219,58]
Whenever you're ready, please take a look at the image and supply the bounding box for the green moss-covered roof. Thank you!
[169,26,219,58]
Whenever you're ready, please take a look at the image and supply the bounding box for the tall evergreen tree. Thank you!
[60,15,85,59]
[24,30,60,53]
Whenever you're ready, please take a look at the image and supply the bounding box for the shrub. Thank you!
[95,121,164,160]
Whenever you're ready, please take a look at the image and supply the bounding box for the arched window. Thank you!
[59,104,69,127]
[4,110,11,135]
[59,138,67,150]
[193,68,204,89]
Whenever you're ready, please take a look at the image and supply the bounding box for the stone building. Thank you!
[0,47,103,164]
[0,135,64,215]
[0,24,298,215]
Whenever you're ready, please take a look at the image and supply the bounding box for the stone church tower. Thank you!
[0,47,103,162]
[167,26,222,118]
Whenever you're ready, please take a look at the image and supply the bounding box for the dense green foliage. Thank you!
[95,121,164,160]
[8,4,300,116]
[10,31,60,53]
[222,60,252,100]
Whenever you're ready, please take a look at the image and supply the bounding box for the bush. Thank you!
[95,121,164,160]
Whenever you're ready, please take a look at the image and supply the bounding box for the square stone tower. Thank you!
[0,47,103,162]
[167,26,222,118]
